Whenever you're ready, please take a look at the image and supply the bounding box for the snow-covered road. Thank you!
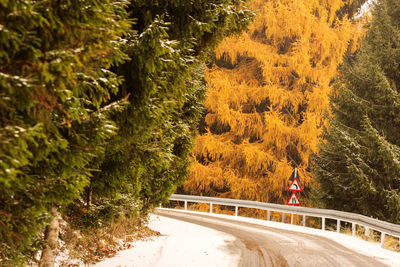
[95,209,400,267]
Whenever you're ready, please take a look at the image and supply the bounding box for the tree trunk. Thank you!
[39,207,60,267]
[86,180,92,207]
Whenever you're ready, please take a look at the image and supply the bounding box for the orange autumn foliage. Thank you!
[183,0,365,204]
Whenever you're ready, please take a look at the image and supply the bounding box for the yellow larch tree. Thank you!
[183,0,366,204]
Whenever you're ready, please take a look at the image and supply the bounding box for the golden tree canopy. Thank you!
[184,0,364,204]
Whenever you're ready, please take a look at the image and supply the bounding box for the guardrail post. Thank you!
[352,223,356,237]
[365,227,370,237]
[290,214,294,224]
[322,217,325,231]
[281,213,285,223]
[381,232,386,248]
[210,203,213,214]
[303,215,306,227]
[337,220,340,233]
[184,201,187,211]
[235,206,238,216]
[267,210,270,221]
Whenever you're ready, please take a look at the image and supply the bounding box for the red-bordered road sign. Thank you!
[286,192,301,205]
[288,177,302,192]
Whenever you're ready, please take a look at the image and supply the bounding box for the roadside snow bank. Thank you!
[94,208,400,267]
[93,214,241,267]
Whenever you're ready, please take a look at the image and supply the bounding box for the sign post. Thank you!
[286,168,302,206]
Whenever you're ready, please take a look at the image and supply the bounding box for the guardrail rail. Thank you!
[164,194,400,249]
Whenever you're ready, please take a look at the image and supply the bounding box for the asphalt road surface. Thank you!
[155,209,389,267]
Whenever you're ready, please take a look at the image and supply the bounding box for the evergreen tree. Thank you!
[82,0,254,220]
[1,0,253,264]
[0,0,129,264]
[313,0,400,223]
[183,0,363,204]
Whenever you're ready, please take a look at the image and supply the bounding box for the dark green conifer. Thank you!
[0,0,253,264]
[313,0,400,224]
[86,0,254,216]
[0,0,129,264]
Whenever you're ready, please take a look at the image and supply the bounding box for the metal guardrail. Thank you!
[167,194,400,249]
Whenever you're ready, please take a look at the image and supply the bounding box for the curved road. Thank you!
[155,209,389,267]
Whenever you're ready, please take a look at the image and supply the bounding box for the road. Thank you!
[155,209,389,267]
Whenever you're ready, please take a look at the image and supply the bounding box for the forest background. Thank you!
[182,0,400,227]
[182,0,366,206]
[2,0,400,266]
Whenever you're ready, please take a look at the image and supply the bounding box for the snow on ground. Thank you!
[95,209,400,267]
[163,209,400,267]
[93,213,241,267]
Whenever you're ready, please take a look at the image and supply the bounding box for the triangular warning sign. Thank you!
[288,178,302,192]
[286,192,301,205]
